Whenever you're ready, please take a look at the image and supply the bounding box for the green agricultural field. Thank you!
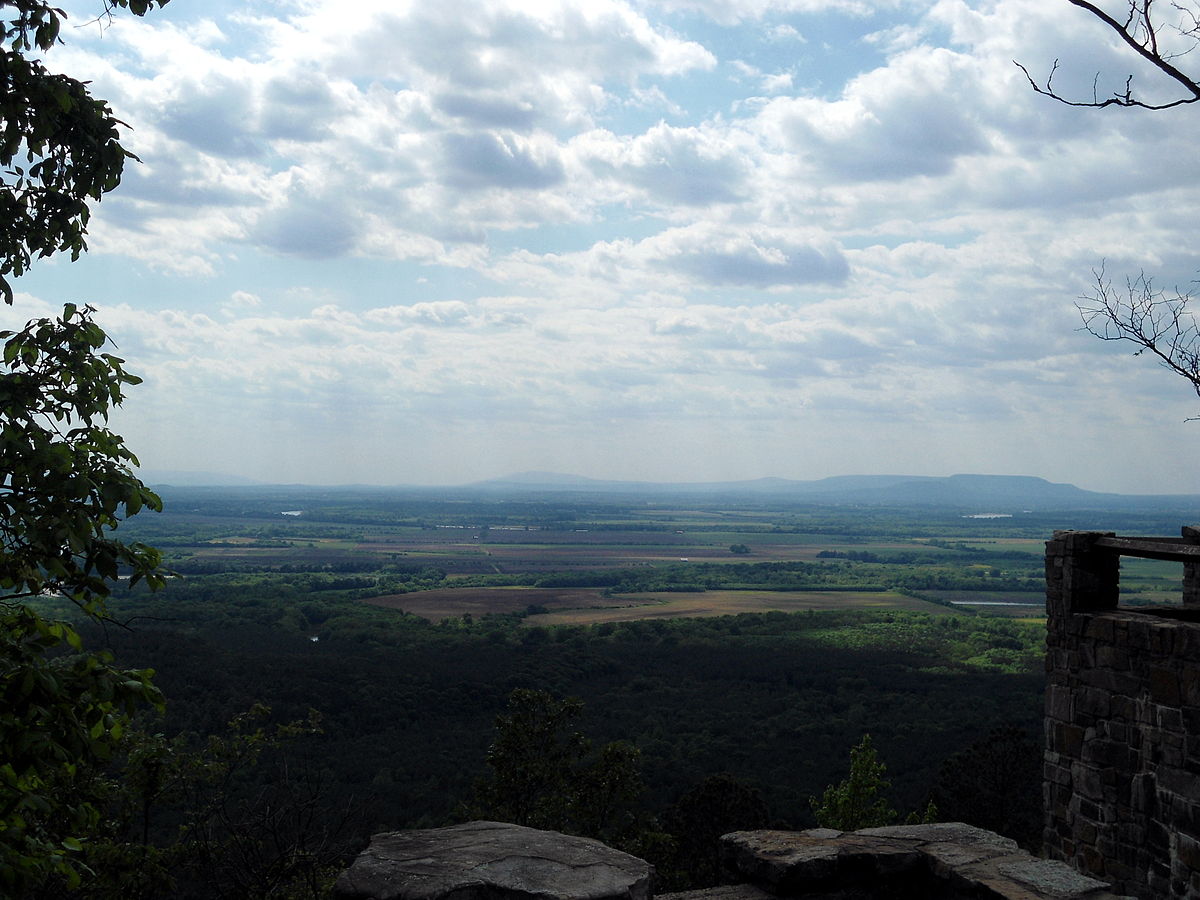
[524,589,957,625]
[365,586,611,619]
[364,584,961,624]
[919,538,1046,555]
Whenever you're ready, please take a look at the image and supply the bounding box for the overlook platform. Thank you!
[1044,529,1200,899]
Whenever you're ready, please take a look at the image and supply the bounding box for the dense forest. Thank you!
[17,484,1190,895]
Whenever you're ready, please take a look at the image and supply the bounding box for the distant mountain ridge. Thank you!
[474,471,1199,510]
[138,469,1200,511]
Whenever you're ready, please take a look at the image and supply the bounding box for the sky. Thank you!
[7,0,1200,493]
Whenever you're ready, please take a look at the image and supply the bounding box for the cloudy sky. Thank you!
[7,0,1200,492]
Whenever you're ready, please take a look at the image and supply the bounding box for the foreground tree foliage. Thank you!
[470,688,648,851]
[811,734,940,835]
[810,734,897,832]
[2,0,170,303]
[470,689,780,891]
[1,305,165,604]
[930,725,1042,851]
[0,308,166,892]
[74,704,352,900]
[662,773,769,888]
[1,0,170,893]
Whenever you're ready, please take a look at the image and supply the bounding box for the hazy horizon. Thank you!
[135,466,1198,497]
[7,1,1200,494]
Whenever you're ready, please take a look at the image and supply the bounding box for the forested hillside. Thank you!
[88,597,1043,825]
[27,485,1186,894]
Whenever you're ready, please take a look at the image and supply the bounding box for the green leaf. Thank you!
[0,3,169,889]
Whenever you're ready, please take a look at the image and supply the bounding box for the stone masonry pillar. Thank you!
[1045,531,1118,622]
[1044,531,1119,881]
[1182,525,1200,608]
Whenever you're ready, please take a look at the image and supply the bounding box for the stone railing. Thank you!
[1044,528,1200,899]
[1045,527,1200,618]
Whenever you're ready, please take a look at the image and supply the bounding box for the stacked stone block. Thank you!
[1044,530,1200,899]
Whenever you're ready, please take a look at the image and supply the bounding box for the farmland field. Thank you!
[120,485,1195,620]
[365,586,612,619]
[525,589,956,625]
[365,585,957,623]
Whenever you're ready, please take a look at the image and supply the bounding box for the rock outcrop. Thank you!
[332,820,653,900]
[335,820,1126,900]
[719,824,1131,899]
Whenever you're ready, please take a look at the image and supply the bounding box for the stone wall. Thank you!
[1044,530,1200,898]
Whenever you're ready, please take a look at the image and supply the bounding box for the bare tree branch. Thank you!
[1015,0,1200,109]
[1077,265,1200,415]
[1023,6,1200,416]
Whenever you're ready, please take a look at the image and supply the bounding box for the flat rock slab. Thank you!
[721,824,1135,899]
[333,820,654,900]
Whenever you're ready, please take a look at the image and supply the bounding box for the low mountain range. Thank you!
[141,469,1200,512]
[471,471,1200,511]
